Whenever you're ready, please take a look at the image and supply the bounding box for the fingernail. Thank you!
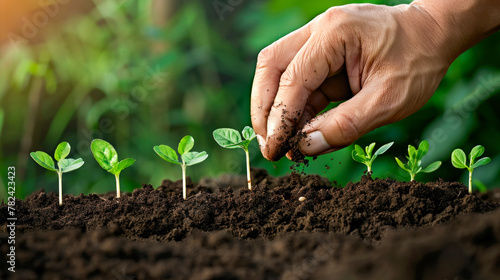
[256,134,265,150]
[300,131,331,155]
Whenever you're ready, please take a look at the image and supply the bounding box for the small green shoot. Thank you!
[91,139,135,198]
[213,126,256,190]
[154,135,208,199]
[30,142,84,205]
[352,142,394,173]
[451,145,491,193]
[395,140,441,181]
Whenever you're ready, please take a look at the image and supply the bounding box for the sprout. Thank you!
[91,139,135,198]
[395,140,441,181]
[213,126,256,190]
[451,145,491,193]
[352,142,394,173]
[30,142,84,205]
[154,135,208,199]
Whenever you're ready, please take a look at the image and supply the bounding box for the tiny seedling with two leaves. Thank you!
[352,142,394,173]
[91,139,135,198]
[451,145,491,193]
[154,135,208,199]
[30,142,84,205]
[395,140,441,181]
[213,126,256,190]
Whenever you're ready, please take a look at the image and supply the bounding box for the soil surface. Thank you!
[1,168,499,279]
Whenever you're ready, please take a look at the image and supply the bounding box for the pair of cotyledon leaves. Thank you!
[154,135,208,166]
[91,139,135,175]
[30,142,84,173]
[213,126,256,151]
[451,145,491,171]
[352,142,393,167]
[395,140,441,174]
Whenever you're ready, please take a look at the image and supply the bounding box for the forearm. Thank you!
[411,0,500,60]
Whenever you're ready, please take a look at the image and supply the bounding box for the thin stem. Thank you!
[58,171,63,206]
[181,164,187,200]
[245,149,252,190]
[115,174,121,198]
[367,165,372,173]
[410,173,415,182]
[469,171,473,193]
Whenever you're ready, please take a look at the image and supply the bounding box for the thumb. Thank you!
[299,83,399,156]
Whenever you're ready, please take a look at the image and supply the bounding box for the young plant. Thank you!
[213,126,256,190]
[352,142,394,173]
[154,135,208,200]
[451,145,491,193]
[91,139,135,198]
[395,140,441,181]
[30,142,84,205]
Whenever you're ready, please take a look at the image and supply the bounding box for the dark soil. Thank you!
[1,168,499,279]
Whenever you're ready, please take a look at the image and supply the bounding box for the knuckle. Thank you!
[256,44,276,68]
[322,7,349,25]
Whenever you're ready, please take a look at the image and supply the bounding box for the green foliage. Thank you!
[91,139,135,197]
[30,142,84,205]
[451,145,491,192]
[91,139,135,176]
[351,142,393,173]
[154,135,208,199]
[213,126,256,151]
[154,135,209,167]
[30,142,85,173]
[395,140,442,181]
[213,126,257,189]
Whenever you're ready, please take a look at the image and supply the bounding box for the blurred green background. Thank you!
[1,0,500,201]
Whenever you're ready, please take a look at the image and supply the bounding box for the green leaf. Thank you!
[242,126,256,140]
[408,145,417,158]
[182,151,208,166]
[470,145,485,163]
[451,149,467,169]
[213,128,243,149]
[178,135,194,155]
[421,161,441,173]
[352,150,366,163]
[471,157,491,169]
[354,145,365,158]
[59,158,85,173]
[111,158,135,174]
[54,142,71,161]
[91,139,118,172]
[374,142,394,156]
[154,145,180,165]
[395,157,408,172]
[365,143,375,157]
[30,151,57,172]
[416,140,429,159]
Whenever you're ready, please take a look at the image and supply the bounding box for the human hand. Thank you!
[250,2,498,161]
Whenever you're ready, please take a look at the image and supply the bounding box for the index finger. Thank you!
[250,24,312,151]
[263,31,346,161]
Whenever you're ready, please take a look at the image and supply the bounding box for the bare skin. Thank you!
[251,0,500,161]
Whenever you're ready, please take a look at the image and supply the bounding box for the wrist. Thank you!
[410,0,500,60]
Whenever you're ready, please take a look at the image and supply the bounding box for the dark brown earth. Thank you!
[1,169,499,279]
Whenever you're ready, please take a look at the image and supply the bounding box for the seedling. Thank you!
[91,139,135,198]
[395,140,441,181]
[30,142,84,205]
[154,135,208,199]
[352,142,394,173]
[213,126,256,190]
[451,145,491,193]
